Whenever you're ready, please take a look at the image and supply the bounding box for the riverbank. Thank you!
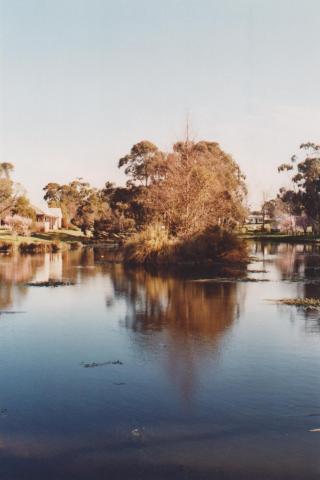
[124,225,248,266]
[240,233,320,243]
[0,229,84,253]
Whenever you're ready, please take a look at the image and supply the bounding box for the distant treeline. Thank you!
[3,137,320,262]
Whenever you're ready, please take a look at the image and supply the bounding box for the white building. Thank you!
[35,207,62,232]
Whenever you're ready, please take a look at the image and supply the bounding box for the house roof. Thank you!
[33,205,47,215]
[33,205,62,218]
[47,207,62,218]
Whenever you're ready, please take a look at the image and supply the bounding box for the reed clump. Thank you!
[124,224,248,265]
[124,224,178,264]
[277,298,320,308]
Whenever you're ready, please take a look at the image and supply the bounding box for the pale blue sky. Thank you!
[1,0,320,207]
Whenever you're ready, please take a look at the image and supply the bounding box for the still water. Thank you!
[0,242,319,479]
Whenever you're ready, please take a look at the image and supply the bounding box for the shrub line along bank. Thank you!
[0,239,82,254]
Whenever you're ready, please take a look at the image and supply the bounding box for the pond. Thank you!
[0,242,319,479]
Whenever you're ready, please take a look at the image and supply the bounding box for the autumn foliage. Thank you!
[121,139,247,263]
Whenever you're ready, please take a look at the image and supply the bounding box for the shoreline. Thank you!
[240,233,320,243]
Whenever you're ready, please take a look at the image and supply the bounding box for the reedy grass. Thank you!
[277,298,320,308]
[124,224,248,265]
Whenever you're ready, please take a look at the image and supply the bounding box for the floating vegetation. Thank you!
[26,279,75,287]
[0,311,26,315]
[81,360,123,368]
[190,277,269,283]
[276,298,320,309]
[247,269,268,273]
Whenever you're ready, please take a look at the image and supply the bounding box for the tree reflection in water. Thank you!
[108,265,243,402]
[253,241,320,333]
[0,248,99,311]
[0,253,45,309]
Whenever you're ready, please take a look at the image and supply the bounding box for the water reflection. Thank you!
[252,241,320,331]
[0,249,100,310]
[108,266,242,401]
[0,245,319,479]
[0,254,45,309]
[253,241,320,283]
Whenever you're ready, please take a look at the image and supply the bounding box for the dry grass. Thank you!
[124,224,248,265]
[277,298,320,308]
[124,224,178,263]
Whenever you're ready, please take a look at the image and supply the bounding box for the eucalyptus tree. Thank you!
[278,142,320,234]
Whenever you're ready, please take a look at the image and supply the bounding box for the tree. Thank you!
[12,196,36,220]
[118,140,166,187]
[93,182,143,237]
[0,163,24,221]
[278,142,320,234]
[148,140,247,237]
[74,189,109,235]
[43,181,82,227]
[43,179,109,234]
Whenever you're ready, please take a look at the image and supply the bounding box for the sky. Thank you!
[1,0,320,208]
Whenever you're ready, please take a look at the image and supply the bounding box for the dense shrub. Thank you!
[124,225,247,265]
[124,224,178,263]
[94,217,136,238]
[5,215,32,236]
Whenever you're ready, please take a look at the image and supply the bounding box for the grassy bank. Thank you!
[0,229,84,253]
